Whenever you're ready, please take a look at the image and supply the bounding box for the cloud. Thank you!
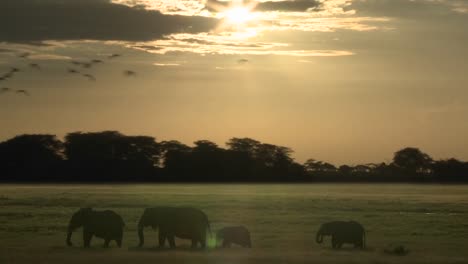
[153,62,182,66]
[0,0,217,43]
[128,33,354,57]
[27,54,72,61]
[0,49,14,54]
[205,0,322,12]
[112,0,322,15]
[0,0,391,57]
[111,0,208,16]
[348,0,468,18]
[256,0,322,12]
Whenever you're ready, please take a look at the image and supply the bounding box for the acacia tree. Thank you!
[226,137,261,156]
[0,134,64,181]
[64,131,160,181]
[159,140,191,166]
[304,159,337,173]
[432,158,468,181]
[392,147,433,174]
[159,140,192,180]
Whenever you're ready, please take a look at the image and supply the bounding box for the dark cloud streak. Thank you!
[0,0,218,43]
[348,0,468,18]
[256,0,321,12]
[205,0,321,12]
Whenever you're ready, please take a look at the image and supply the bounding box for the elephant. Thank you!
[217,226,251,248]
[316,221,365,249]
[137,207,211,249]
[66,208,125,248]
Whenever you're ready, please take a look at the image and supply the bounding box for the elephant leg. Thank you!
[191,239,198,249]
[158,233,166,248]
[358,238,364,249]
[103,239,110,248]
[116,238,122,248]
[331,237,337,249]
[168,236,176,249]
[116,232,123,248]
[83,231,92,248]
[223,240,231,248]
[115,231,123,248]
[199,234,207,249]
[243,239,252,248]
[200,239,206,249]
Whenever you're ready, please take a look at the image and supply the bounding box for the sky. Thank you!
[0,0,467,165]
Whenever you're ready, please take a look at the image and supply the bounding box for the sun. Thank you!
[223,7,254,25]
[209,0,259,35]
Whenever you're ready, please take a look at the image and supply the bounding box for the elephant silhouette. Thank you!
[217,226,252,248]
[137,207,211,249]
[66,208,125,248]
[316,221,365,249]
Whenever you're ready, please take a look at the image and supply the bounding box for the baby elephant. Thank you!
[66,208,125,248]
[316,221,365,249]
[217,226,251,248]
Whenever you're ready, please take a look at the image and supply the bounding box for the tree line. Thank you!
[0,131,467,182]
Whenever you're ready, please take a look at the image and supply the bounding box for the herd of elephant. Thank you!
[66,207,366,250]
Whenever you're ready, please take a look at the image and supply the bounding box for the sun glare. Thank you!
[223,7,255,25]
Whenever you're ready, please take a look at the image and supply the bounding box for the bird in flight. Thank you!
[71,61,90,68]
[16,90,30,96]
[67,68,80,74]
[29,63,41,70]
[0,87,11,94]
[18,52,31,58]
[108,54,121,59]
[123,70,136,77]
[1,71,14,80]
[81,63,92,69]
[82,74,96,81]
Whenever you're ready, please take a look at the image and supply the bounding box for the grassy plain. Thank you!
[1,184,468,264]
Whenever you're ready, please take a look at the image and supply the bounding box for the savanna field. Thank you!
[1,184,468,264]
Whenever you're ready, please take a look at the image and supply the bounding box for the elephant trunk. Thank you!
[316,232,323,244]
[138,222,144,247]
[66,226,73,246]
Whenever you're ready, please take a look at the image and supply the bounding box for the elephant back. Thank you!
[160,207,210,237]
[86,210,125,237]
[173,207,209,227]
[346,221,365,235]
[334,221,365,241]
